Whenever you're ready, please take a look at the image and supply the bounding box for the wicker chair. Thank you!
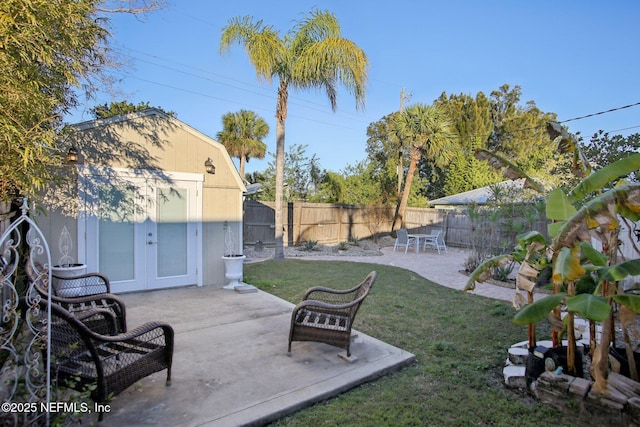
[33,299,174,421]
[51,271,111,297]
[288,271,377,358]
[26,261,128,333]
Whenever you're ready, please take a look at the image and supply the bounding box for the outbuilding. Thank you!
[37,109,246,293]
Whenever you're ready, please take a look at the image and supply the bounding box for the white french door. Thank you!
[144,184,199,289]
[82,170,202,293]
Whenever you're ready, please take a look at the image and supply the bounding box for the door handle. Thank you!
[148,240,158,245]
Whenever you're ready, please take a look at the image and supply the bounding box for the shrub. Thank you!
[303,239,318,251]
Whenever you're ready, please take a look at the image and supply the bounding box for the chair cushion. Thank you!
[295,309,351,332]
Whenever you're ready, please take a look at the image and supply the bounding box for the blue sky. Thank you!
[67,0,640,175]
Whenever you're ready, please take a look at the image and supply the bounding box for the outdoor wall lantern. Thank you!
[66,146,79,164]
[205,157,216,174]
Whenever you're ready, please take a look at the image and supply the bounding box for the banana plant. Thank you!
[467,124,640,387]
[512,180,640,385]
[465,230,550,349]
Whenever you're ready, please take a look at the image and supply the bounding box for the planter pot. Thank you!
[52,263,87,278]
[51,264,87,297]
[610,347,640,380]
[222,255,246,290]
[526,345,584,384]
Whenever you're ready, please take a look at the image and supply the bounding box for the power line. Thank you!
[120,74,366,132]
[110,43,640,140]
[608,125,640,133]
[112,46,371,125]
[559,101,640,124]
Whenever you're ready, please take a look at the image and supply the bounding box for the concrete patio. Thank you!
[91,282,415,426]
[85,246,518,426]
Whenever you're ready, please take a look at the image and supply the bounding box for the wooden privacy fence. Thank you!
[243,201,394,246]
[242,200,549,249]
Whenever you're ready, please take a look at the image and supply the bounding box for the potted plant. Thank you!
[221,222,246,290]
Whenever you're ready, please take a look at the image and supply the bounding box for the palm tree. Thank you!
[392,104,457,230]
[220,9,368,259]
[216,110,269,181]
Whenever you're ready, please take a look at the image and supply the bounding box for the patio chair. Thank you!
[422,230,442,254]
[27,298,174,422]
[26,260,128,333]
[288,271,377,358]
[437,230,448,254]
[52,271,111,297]
[393,229,417,253]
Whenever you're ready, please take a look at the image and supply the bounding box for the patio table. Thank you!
[407,233,431,253]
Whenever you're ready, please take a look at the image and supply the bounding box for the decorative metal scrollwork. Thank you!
[0,198,51,426]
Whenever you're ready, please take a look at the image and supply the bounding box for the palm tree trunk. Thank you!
[239,156,246,182]
[274,80,288,259]
[274,120,285,259]
[392,150,419,231]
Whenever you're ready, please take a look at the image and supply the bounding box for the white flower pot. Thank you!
[222,255,246,289]
[52,263,87,278]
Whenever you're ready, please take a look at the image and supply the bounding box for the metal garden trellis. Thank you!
[0,198,52,426]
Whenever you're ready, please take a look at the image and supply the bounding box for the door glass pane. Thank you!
[98,186,135,282]
[157,188,187,277]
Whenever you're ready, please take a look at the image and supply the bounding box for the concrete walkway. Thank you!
[301,246,524,303]
[89,246,519,426]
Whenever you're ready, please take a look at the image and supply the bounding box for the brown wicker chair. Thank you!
[26,261,128,333]
[32,299,174,421]
[288,271,377,358]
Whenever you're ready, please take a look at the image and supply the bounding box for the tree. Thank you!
[216,110,269,180]
[91,100,175,118]
[435,91,500,195]
[365,112,404,203]
[220,9,368,259]
[582,131,640,181]
[337,161,386,205]
[1,0,105,203]
[259,144,325,202]
[391,104,457,230]
[0,0,165,206]
[487,84,562,184]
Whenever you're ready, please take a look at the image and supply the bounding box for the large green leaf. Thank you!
[552,183,640,248]
[579,242,608,267]
[568,153,640,203]
[565,294,611,321]
[512,231,549,263]
[546,188,576,222]
[616,183,640,222]
[513,293,566,325]
[516,230,549,246]
[547,221,564,238]
[600,259,640,283]
[552,246,585,284]
[464,255,512,291]
[612,294,640,314]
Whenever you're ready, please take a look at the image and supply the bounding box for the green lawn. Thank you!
[244,259,579,427]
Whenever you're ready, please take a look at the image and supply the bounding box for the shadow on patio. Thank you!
[89,286,415,426]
